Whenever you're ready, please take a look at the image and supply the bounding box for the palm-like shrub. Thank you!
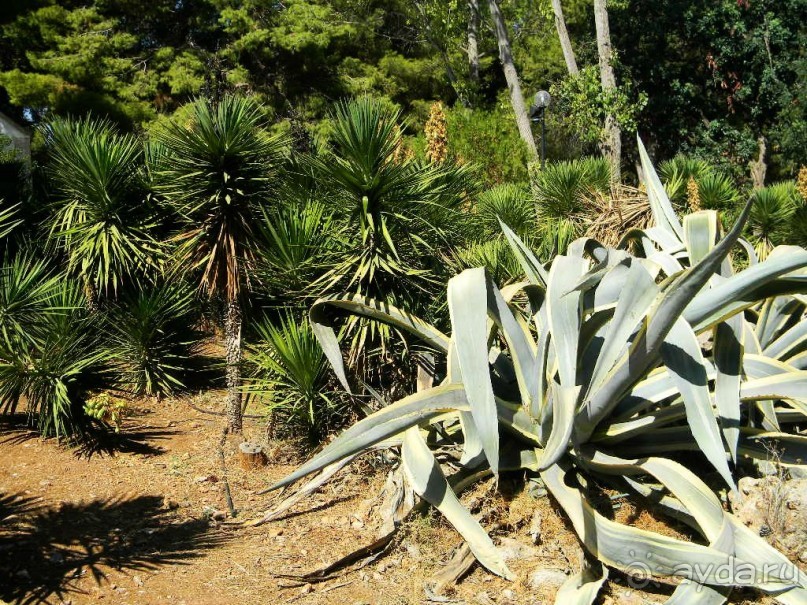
[311,97,474,358]
[45,117,160,301]
[446,239,523,286]
[696,172,740,211]
[104,282,198,397]
[245,312,348,441]
[469,184,534,241]
[271,139,807,603]
[0,260,107,438]
[658,154,713,205]
[532,157,610,258]
[256,201,339,299]
[747,182,800,260]
[151,95,285,432]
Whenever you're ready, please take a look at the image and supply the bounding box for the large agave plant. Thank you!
[271,139,807,603]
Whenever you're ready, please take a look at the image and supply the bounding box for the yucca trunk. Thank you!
[594,0,621,185]
[224,299,243,433]
[487,0,539,158]
[551,0,578,75]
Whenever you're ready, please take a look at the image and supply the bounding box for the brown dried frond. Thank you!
[425,101,448,164]
[583,185,653,247]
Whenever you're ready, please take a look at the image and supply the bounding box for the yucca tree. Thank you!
[270,138,807,603]
[45,117,160,305]
[150,95,285,433]
[311,97,474,359]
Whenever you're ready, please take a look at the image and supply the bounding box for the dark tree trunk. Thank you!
[468,0,481,84]
[224,299,243,434]
[487,0,539,158]
[551,0,578,75]
[594,0,621,185]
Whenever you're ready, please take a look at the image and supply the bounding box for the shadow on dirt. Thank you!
[0,492,227,604]
[0,412,177,459]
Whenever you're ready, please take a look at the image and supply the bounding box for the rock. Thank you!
[527,568,567,590]
[800,551,807,564]
[211,510,226,521]
[501,588,517,601]
[498,537,539,561]
[475,592,496,605]
[299,584,313,595]
[163,497,180,510]
[133,575,144,587]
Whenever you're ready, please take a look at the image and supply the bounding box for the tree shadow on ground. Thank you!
[0,492,227,605]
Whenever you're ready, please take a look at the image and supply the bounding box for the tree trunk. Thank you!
[593,0,621,185]
[487,0,538,158]
[551,0,578,75]
[468,0,481,84]
[749,136,767,189]
[224,299,243,434]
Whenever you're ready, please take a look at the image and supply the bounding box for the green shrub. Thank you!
[697,172,741,211]
[271,139,807,603]
[0,258,107,438]
[104,282,198,397]
[245,312,350,441]
[658,154,713,205]
[747,181,800,259]
[469,184,534,241]
[532,157,610,257]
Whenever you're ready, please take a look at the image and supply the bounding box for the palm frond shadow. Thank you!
[0,492,227,604]
[0,413,175,459]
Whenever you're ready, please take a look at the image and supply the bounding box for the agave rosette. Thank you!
[271,138,807,604]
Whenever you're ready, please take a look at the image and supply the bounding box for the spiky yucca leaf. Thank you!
[0,273,108,438]
[271,138,807,603]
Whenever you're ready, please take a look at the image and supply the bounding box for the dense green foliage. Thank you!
[1,1,803,180]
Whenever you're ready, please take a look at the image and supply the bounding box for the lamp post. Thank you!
[529,90,551,169]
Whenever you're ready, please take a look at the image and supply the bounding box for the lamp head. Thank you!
[529,90,551,117]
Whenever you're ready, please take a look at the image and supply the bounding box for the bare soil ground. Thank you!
[0,394,784,604]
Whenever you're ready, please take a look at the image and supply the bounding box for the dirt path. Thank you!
[0,396,774,605]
